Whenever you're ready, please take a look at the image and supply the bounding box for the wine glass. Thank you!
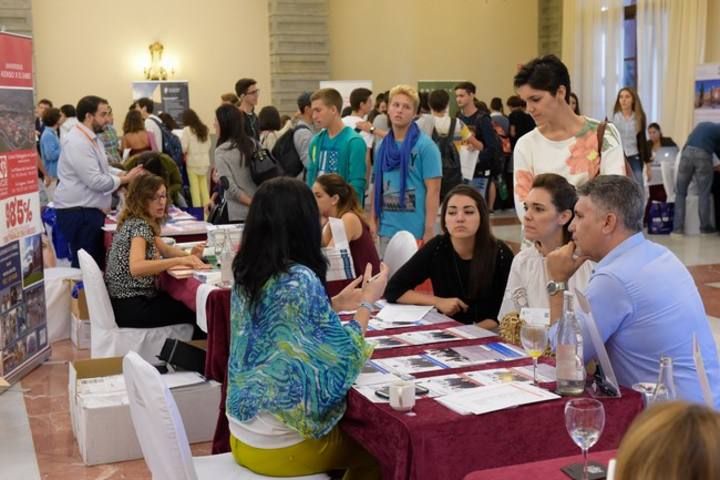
[565,398,606,480]
[520,323,548,385]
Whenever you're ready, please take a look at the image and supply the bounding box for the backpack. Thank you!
[271,124,310,177]
[491,119,512,156]
[431,117,463,201]
[249,139,284,185]
[149,117,190,200]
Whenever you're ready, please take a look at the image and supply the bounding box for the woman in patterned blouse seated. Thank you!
[105,174,208,335]
[226,177,387,479]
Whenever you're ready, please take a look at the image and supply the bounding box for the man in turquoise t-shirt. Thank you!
[306,88,367,204]
[371,85,442,254]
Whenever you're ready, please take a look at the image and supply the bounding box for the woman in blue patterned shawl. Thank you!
[227,177,388,479]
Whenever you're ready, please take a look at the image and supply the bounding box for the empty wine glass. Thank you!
[520,323,548,385]
[565,398,606,480]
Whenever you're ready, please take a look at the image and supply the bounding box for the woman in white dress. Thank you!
[498,173,592,318]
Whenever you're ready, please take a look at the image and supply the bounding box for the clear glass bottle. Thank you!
[650,356,677,404]
[556,291,586,396]
[220,235,234,286]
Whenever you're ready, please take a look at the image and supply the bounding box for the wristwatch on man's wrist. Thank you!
[546,280,568,296]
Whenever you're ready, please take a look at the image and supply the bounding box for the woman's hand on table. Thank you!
[173,254,210,270]
[190,243,206,258]
[434,297,468,316]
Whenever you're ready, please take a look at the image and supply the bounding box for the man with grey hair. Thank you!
[545,175,720,407]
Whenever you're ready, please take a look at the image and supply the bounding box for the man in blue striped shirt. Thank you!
[546,175,720,407]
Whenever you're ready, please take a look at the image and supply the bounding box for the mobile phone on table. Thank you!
[374,384,429,399]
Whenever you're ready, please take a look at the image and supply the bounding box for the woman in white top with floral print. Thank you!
[512,55,625,223]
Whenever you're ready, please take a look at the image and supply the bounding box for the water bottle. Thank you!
[220,236,234,286]
[556,291,586,396]
[650,356,677,404]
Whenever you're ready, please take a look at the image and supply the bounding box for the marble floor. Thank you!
[3,212,720,479]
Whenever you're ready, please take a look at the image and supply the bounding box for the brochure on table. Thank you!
[370,342,527,376]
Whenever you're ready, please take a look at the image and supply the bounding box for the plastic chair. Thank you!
[383,231,418,278]
[122,351,330,480]
[77,249,193,361]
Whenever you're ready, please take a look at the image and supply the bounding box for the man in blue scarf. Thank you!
[370,85,442,255]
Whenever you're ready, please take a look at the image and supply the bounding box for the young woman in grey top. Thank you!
[213,104,257,222]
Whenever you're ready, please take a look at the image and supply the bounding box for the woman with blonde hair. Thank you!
[615,401,720,479]
[612,87,650,187]
[105,174,207,333]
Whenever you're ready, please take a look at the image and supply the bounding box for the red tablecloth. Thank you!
[464,449,616,480]
[162,278,643,478]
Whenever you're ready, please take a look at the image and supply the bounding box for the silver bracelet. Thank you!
[358,301,374,313]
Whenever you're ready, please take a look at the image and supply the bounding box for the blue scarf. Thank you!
[374,122,421,219]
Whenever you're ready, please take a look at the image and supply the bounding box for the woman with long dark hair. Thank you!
[180,109,211,208]
[384,184,513,328]
[121,110,154,156]
[213,104,256,222]
[227,177,386,478]
[312,173,380,296]
[498,173,591,318]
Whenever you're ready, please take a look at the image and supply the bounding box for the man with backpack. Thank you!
[136,97,163,153]
[269,92,315,179]
[306,88,367,204]
[136,97,188,205]
[454,82,500,206]
[428,89,482,201]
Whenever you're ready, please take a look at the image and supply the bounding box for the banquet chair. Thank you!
[77,249,193,361]
[122,351,330,480]
[383,230,418,277]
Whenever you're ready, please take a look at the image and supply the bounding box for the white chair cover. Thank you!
[383,231,418,278]
[77,249,193,361]
[44,267,82,342]
[195,283,218,333]
[123,352,329,480]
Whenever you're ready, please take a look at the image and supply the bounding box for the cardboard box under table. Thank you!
[69,357,221,465]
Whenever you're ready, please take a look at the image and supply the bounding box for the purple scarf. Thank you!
[373,122,421,219]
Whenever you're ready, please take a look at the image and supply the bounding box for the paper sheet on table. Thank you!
[445,324,497,339]
[375,304,433,324]
[459,146,479,181]
[354,361,400,386]
[365,335,410,350]
[424,343,527,369]
[465,365,555,386]
[693,333,715,407]
[416,373,484,398]
[574,289,621,398]
[435,382,560,415]
[372,354,449,375]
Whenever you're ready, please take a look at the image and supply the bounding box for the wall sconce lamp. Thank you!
[143,41,176,80]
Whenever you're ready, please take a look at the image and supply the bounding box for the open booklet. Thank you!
[367,304,451,330]
[366,324,496,350]
[370,342,527,376]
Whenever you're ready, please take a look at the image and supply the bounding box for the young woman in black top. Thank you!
[384,184,513,328]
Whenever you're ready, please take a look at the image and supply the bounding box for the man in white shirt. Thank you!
[136,97,162,152]
[55,95,143,268]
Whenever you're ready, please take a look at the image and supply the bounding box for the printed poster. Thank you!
[132,80,190,127]
[0,32,49,382]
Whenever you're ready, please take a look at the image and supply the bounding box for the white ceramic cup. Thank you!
[389,381,416,412]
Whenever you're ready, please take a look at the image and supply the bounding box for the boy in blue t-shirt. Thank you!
[371,85,442,254]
